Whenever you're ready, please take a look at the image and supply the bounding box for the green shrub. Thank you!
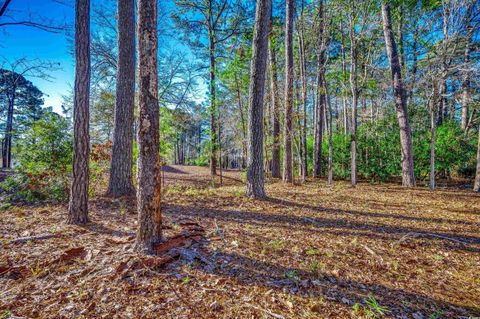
[316,116,477,182]
[3,112,72,203]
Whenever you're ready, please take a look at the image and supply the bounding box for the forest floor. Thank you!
[1,165,479,319]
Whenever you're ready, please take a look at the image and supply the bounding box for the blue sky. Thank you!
[0,0,207,113]
[0,0,74,113]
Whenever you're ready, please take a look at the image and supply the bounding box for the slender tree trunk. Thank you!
[209,31,217,177]
[474,125,480,192]
[340,21,348,135]
[408,31,418,105]
[439,6,449,124]
[326,83,333,185]
[68,0,91,224]
[298,0,308,180]
[349,15,358,187]
[314,73,325,178]
[313,0,325,178]
[381,2,415,187]
[235,74,247,169]
[295,79,304,180]
[335,95,341,131]
[135,0,161,254]
[282,0,294,183]
[107,0,135,197]
[397,6,405,71]
[429,83,437,190]
[2,94,14,168]
[218,121,222,184]
[269,17,281,179]
[461,4,472,130]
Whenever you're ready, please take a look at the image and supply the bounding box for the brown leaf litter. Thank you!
[1,165,479,318]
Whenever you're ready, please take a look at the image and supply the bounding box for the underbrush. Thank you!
[0,172,69,207]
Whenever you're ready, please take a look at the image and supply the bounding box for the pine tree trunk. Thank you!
[474,125,480,192]
[313,0,325,178]
[461,4,472,131]
[135,0,161,254]
[2,95,14,168]
[268,18,281,179]
[282,0,294,183]
[314,72,324,178]
[298,0,308,180]
[107,0,135,197]
[235,74,247,169]
[68,0,91,225]
[381,2,415,187]
[429,84,437,190]
[209,33,217,177]
[408,31,418,105]
[246,0,270,198]
[340,21,348,135]
[349,16,358,187]
[439,7,449,124]
[326,83,333,185]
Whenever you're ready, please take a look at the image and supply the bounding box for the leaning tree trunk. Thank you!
[381,2,415,187]
[107,0,136,197]
[246,0,270,198]
[268,17,281,179]
[68,0,91,224]
[282,0,294,183]
[209,32,217,177]
[135,0,161,254]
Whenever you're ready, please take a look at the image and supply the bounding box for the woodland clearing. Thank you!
[1,165,479,319]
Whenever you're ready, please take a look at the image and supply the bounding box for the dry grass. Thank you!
[1,165,479,318]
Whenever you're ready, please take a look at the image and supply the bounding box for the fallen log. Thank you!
[10,233,57,245]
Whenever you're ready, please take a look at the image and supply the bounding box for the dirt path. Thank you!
[1,165,479,318]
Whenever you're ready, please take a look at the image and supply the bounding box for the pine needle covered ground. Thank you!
[1,165,479,318]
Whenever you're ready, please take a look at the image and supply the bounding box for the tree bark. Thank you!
[325,82,333,185]
[340,26,348,135]
[429,83,437,190]
[68,0,91,224]
[246,0,270,198]
[235,73,247,169]
[439,6,449,124]
[209,30,217,177]
[268,17,281,179]
[107,0,136,197]
[135,0,161,254]
[2,93,14,168]
[313,0,325,178]
[282,0,294,183]
[474,125,480,192]
[349,14,358,187]
[408,30,418,105]
[461,3,472,130]
[298,0,308,180]
[381,2,415,187]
